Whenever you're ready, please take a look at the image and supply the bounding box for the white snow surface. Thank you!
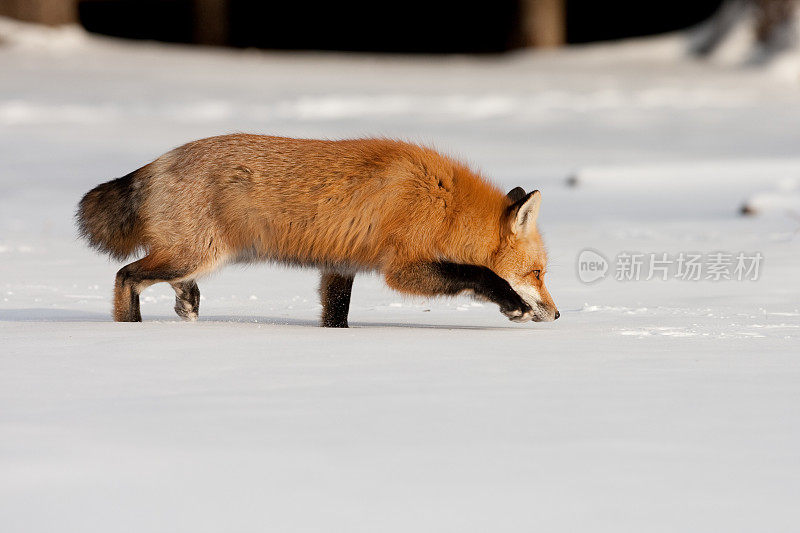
[1,19,799,533]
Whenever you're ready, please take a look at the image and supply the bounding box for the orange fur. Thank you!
[137,136,505,271]
[78,134,558,324]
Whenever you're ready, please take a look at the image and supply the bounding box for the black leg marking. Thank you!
[431,262,532,319]
[172,280,200,321]
[387,262,532,321]
[319,271,355,328]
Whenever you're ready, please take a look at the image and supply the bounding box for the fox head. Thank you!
[491,187,559,322]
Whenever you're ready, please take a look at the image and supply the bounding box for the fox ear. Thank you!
[508,190,541,236]
[507,187,527,203]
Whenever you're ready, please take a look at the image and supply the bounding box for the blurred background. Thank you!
[0,0,768,52]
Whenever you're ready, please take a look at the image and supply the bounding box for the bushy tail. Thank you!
[76,169,145,261]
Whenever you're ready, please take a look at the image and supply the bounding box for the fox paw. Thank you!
[174,301,198,321]
[500,298,534,322]
[503,307,534,322]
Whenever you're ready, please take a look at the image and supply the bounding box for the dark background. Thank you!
[76,0,725,53]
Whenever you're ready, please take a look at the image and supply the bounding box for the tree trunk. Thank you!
[193,0,229,46]
[754,0,796,43]
[0,0,78,26]
[518,0,566,48]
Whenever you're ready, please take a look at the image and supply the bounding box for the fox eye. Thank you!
[529,269,541,280]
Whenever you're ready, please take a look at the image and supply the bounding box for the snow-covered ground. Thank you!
[1,19,799,532]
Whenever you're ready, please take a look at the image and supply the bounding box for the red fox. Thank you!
[77,135,558,327]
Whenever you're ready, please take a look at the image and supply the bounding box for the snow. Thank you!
[1,17,800,532]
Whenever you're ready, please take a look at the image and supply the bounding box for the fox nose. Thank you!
[554,310,560,320]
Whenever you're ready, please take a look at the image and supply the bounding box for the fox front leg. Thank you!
[319,271,355,328]
[384,261,533,322]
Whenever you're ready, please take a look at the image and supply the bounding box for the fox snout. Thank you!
[519,303,559,322]
[534,305,560,322]
[505,282,559,322]
[506,303,558,323]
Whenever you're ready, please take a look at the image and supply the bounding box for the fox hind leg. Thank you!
[319,271,355,328]
[114,264,141,322]
[113,255,193,322]
[171,280,200,321]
